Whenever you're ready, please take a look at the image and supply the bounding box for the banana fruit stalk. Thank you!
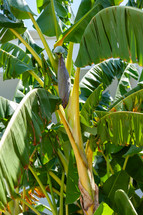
[54,46,71,108]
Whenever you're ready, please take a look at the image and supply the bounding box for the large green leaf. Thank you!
[0,89,61,209]
[55,3,103,46]
[125,154,143,183]
[0,42,35,80]
[36,1,62,38]
[115,189,138,215]
[0,14,24,28]
[103,170,130,209]
[5,0,35,19]
[36,0,68,18]
[75,6,143,67]
[66,151,80,204]
[55,0,124,46]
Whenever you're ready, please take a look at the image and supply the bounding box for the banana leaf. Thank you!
[55,0,124,46]
[79,59,127,100]
[4,0,35,19]
[97,111,143,146]
[0,42,35,80]
[75,6,143,67]
[0,89,61,209]
[0,14,26,43]
[36,0,62,38]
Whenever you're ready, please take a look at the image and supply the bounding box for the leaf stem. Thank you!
[22,187,26,212]
[66,205,68,215]
[9,29,42,67]
[17,197,41,215]
[59,172,65,215]
[28,13,57,72]
[29,70,44,87]
[123,155,129,170]
[49,170,66,193]
[101,150,114,175]
[29,165,57,215]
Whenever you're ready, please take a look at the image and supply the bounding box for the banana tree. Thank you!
[0,0,143,215]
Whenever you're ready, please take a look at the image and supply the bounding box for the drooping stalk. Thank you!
[66,42,74,77]
[9,29,42,67]
[28,12,58,72]
[123,155,130,170]
[59,172,65,215]
[49,170,66,193]
[29,165,57,215]
[17,197,41,215]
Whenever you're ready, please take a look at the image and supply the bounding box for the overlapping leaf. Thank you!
[55,0,123,46]
[75,6,143,67]
[0,14,26,44]
[0,42,34,80]
[0,89,60,209]
[4,0,35,19]
[79,59,127,101]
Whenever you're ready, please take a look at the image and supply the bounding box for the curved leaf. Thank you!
[0,14,24,28]
[75,6,143,67]
[110,88,143,112]
[0,42,34,79]
[79,59,127,100]
[5,0,35,19]
[0,89,61,209]
[36,1,62,37]
[55,0,124,47]
[115,189,138,215]
[55,3,103,46]
[0,28,26,44]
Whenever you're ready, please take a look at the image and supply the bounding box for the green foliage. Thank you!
[0,0,143,214]
[75,6,143,67]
